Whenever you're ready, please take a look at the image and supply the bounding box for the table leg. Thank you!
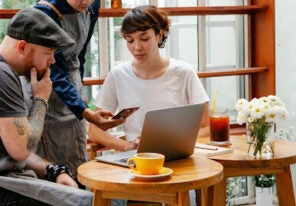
[93,190,111,206]
[205,185,214,206]
[195,188,208,206]
[276,166,296,206]
[212,178,227,206]
[196,185,223,206]
[164,191,189,206]
[176,191,189,206]
[195,189,202,206]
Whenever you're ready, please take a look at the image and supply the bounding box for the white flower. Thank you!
[237,111,247,125]
[250,103,265,119]
[235,99,248,112]
[250,98,259,104]
[235,95,288,124]
[259,96,268,103]
[265,107,277,122]
[247,116,255,123]
[277,106,289,120]
[267,95,285,107]
[247,100,257,112]
[262,102,271,112]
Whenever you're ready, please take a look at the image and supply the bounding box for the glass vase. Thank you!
[247,121,274,158]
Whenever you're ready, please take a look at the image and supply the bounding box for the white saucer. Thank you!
[129,167,173,178]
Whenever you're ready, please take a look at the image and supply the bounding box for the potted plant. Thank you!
[253,174,275,206]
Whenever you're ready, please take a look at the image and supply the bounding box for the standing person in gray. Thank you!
[0,8,93,206]
[19,0,130,187]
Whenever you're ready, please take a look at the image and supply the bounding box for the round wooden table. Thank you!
[78,156,223,206]
[196,135,296,206]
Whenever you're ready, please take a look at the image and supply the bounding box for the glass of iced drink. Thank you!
[210,108,230,146]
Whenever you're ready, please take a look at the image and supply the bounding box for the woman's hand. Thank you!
[83,108,125,130]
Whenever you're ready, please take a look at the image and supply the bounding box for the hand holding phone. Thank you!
[112,107,140,119]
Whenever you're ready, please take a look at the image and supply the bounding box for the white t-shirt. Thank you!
[95,58,209,141]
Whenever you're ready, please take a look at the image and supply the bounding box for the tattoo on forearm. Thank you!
[27,153,49,166]
[13,118,27,136]
[25,153,49,178]
[27,99,47,152]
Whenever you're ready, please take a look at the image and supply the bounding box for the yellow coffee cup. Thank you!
[127,153,165,175]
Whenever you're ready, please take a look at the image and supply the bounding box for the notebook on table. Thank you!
[194,143,233,157]
[95,103,205,167]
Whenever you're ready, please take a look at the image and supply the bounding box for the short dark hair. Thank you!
[121,5,171,48]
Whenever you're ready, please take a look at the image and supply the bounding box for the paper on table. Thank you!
[194,143,233,157]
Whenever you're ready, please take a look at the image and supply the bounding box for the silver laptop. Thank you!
[95,103,205,167]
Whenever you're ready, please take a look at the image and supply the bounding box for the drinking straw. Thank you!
[212,90,217,114]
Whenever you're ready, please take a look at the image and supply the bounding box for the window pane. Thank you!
[167,16,198,66]
[0,20,9,41]
[84,22,100,101]
[207,24,237,66]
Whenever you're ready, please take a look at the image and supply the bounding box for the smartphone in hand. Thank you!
[112,107,140,119]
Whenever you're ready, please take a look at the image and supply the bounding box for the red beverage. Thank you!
[111,0,122,8]
[210,113,230,145]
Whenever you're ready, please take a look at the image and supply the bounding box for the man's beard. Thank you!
[23,49,34,80]
[23,49,46,81]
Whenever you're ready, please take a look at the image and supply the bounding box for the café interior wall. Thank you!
[275,1,296,132]
[275,0,296,198]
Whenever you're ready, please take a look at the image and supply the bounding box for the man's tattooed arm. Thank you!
[27,98,47,152]
[25,153,49,178]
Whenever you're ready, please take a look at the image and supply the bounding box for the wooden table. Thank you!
[196,135,296,206]
[77,156,223,206]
